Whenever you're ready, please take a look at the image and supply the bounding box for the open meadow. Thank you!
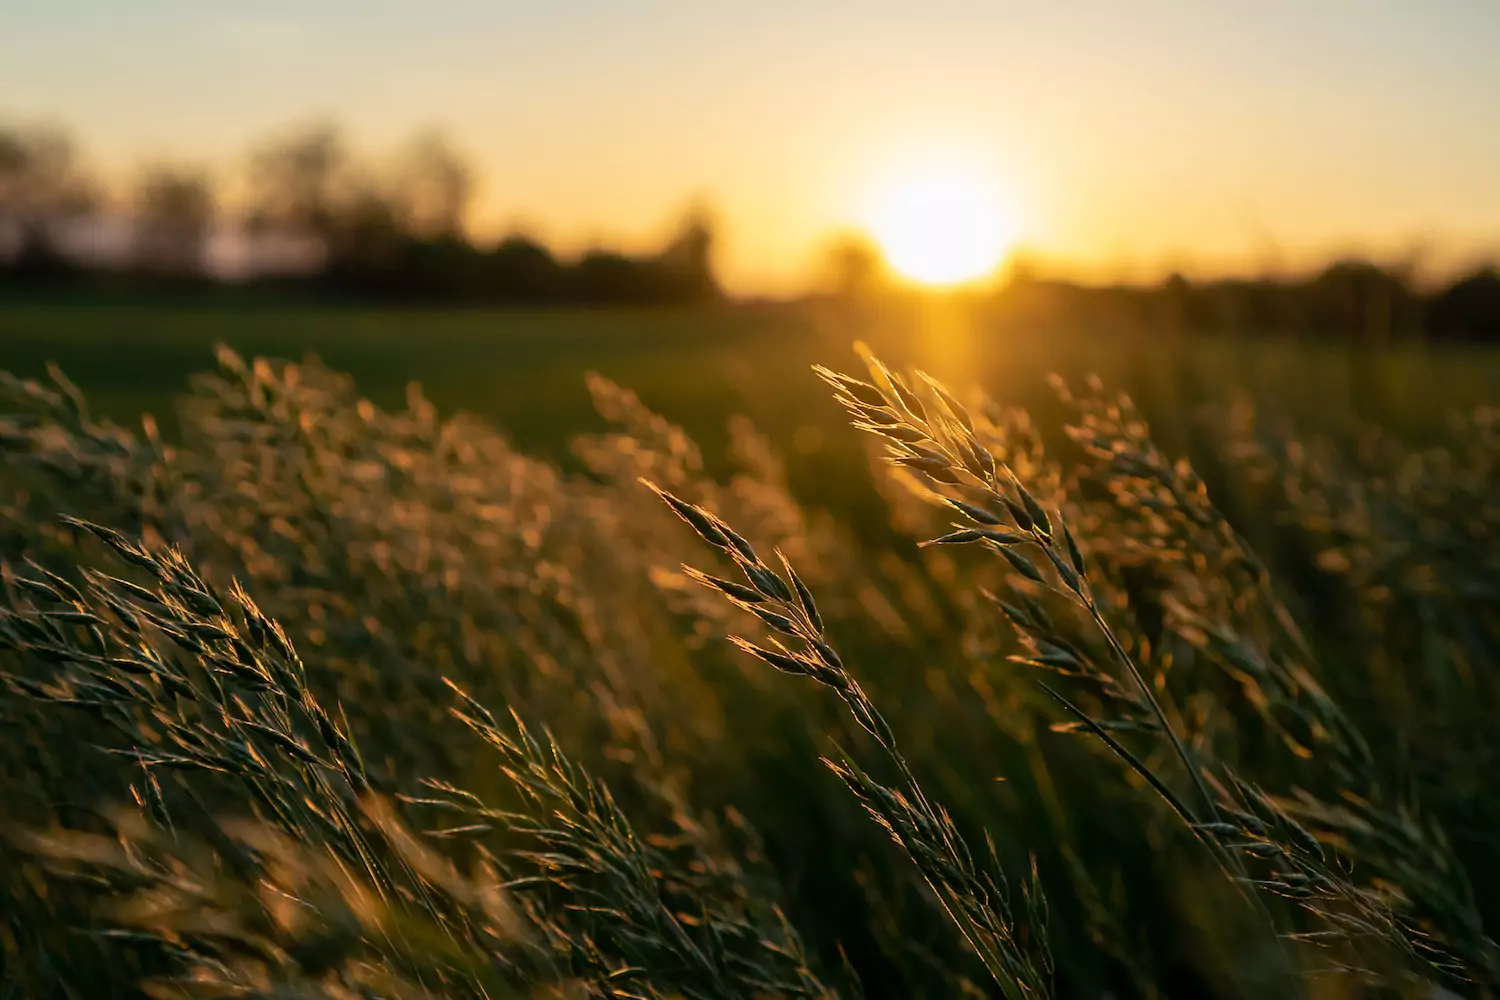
[7,0,1500,993]
[5,297,1498,503]
[2,299,1500,999]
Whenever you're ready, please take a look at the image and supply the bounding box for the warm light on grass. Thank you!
[862,163,1017,287]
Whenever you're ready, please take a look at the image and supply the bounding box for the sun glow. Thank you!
[862,163,1018,287]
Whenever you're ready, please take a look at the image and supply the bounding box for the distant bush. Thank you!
[1429,268,1500,342]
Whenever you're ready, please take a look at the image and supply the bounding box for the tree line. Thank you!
[4,116,1497,339]
[0,119,721,305]
[821,233,1500,343]
[1009,261,1500,344]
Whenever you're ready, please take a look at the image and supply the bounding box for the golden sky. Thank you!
[4,2,1499,293]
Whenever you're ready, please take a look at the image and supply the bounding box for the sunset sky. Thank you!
[4,1,1499,294]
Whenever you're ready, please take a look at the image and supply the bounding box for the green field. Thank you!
[4,298,1497,499]
[3,300,1500,999]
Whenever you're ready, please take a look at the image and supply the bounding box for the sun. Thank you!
[862,163,1017,287]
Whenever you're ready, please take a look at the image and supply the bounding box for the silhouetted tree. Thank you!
[323,184,407,284]
[241,124,492,300]
[244,122,347,239]
[1301,259,1420,343]
[819,232,885,299]
[645,206,720,305]
[131,166,215,277]
[1428,267,1500,342]
[652,205,721,302]
[390,131,473,240]
[0,123,98,276]
[489,235,563,301]
[573,250,643,303]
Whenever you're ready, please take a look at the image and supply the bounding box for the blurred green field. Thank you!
[4,298,1498,565]
[4,297,1498,492]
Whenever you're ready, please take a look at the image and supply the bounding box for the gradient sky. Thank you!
[4,1,1499,293]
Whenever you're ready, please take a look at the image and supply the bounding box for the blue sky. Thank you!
[4,1,1498,290]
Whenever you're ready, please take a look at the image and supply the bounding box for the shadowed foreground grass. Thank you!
[1,304,1498,998]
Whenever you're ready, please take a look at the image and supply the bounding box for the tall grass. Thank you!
[0,336,1496,998]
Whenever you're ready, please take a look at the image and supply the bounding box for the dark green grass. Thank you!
[2,302,1500,999]
[0,301,807,453]
[3,297,1496,494]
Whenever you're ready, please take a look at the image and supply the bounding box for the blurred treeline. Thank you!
[822,234,1500,345]
[0,119,721,306]
[1004,265,1500,344]
[5,115,1499,341]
